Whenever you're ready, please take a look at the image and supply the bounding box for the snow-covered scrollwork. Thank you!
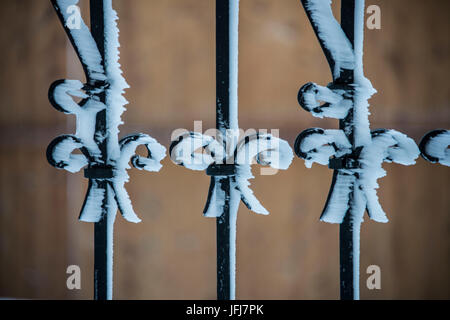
[47,0,165,223]
[170,132,293,216]
[295,0,420,225]
[295,128,418,223]
[419,130,450,167]
[296,0,420,299]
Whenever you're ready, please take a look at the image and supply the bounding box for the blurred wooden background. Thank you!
[0,0,448,299]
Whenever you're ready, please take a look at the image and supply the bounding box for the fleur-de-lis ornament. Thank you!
[294,0,419,299]
[46,0,165,299]
[170,0,293,300]
[419,130,450,167]
[171,132,293,217]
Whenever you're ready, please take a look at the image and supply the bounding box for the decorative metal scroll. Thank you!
[47,0,165,299]
[294,0,419,299]
[170,132,293,217]
[419,130,450,167]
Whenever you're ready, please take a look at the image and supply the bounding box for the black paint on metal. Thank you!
[206,164,238,177]
[338,0,357,301]
[216,0,232,300]
[419,129,447,163]
[89,0,111,301]
[299,0,357,300]
[167,0,238,299]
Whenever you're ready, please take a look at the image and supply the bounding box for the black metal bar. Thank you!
[216,0,232,300]
[49,0,166,301]
[90,0,110,301]
[94,209,109,300]
[339,213,354,300]
[339,0,356,301]
[216,186,231,300]
[169,0,289,299]
[296,0,419,301]
[216,0,231,132]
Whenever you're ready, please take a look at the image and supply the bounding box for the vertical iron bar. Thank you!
[90,0,112,300]
[216,186,231,300]
[339,0,357,300]
[339,213,354,299]
[216,0,232,300]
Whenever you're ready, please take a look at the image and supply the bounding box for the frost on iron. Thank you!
[298,82,353,119]
[295,0,419,225]
[47,0,165,223]
[419,130,450,167]
[170,132,294,216]
[304,0,355,78]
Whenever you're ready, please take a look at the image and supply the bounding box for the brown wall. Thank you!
[0,0,448,299]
